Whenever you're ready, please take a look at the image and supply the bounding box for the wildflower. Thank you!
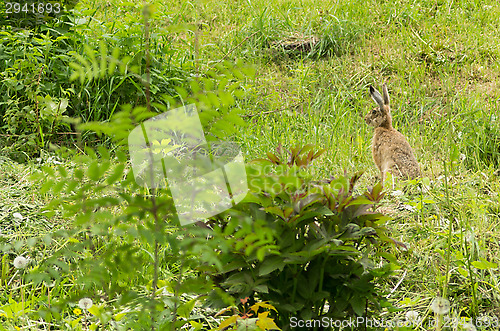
[465,230,475,242]
[430,297,450,315]
[73,308,82,316]
[398,204,416,212]
[13,213,23,220]
[13,256,29,269]
[405,310,419,323]
[78,298,93,310]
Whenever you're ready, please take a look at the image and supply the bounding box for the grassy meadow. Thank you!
[1,0,500,329]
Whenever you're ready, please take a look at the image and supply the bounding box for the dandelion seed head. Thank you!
[405,310,419,322]
[465,230,475,243]
[430,297,450,315]
[399,204,416,212]
[78,297,93,310]
[13,256,29,269]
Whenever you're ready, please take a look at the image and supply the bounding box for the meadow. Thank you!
[1,0,500,330]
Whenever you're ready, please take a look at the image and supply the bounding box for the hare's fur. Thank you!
[365,84,420,184]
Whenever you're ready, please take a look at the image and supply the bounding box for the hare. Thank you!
[365,84,420,185]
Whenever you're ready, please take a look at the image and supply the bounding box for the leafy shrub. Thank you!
[0,28,76,160]
[206,146,397,328]
[217,297,280,331]
[1,122,396,330]
[0,15,192,161]
[0,58,255,330]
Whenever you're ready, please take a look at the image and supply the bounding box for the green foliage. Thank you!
[0,28,76,160]
[256,144,326,168]
[12,135,218,329]
[67,36,189,117]
[0,16,192,161]
[0,57,254,329]
[207,146,397,328]
[217,297,281,331]
[0,122,395,329]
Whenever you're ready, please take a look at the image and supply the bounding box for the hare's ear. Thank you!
[382,83,390,106]
[369,85,384,108]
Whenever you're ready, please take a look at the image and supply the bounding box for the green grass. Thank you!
[1,0,500,329]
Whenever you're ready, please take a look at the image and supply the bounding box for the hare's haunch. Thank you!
[365,84,420,184]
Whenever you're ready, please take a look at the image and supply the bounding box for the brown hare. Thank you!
[365,84,420,185]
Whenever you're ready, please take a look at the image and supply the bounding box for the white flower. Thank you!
[465,230,475,242]
[405,310,419,323]
[47,156,63,165]
[462,322,477,331]
[430,297,450,315]
[13,213,23,220]
[78,298,93,310]
[399,204,416,212]
[391,190,404,197]
[13,256,29,269]
[438,218,450,227]
[459,154,466,161]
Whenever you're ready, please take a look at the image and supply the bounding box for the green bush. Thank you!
[0,59,255,330]
[0,18,191,161]
[0,28,76,160]
[2,133,397,330]
[206,146,398,329]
